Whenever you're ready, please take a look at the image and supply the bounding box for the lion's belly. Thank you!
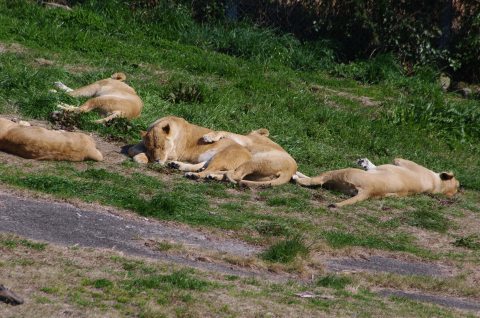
[198,149,219,162]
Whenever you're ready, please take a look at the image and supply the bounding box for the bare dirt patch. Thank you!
[0,42,26,54]
[310,84,381,107]
[378,289,480,313]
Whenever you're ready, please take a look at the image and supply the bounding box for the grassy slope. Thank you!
[0,1,480,316]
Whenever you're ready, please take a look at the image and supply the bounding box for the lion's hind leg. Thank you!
[332,190,370,208]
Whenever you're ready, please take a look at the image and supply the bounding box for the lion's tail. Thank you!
[238,171,293,187]
[88,149,104,162]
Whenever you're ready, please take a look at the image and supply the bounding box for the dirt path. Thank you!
[0,189,287,281]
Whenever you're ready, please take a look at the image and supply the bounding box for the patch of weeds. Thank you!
[77,168,122,181]
[40,286,60,294]
[13,175,77,195]
[167,82,204,104]
[254,221,290,237]
[35,296,52,304]
[218,202,243,212]
[145,193,192,217]
[224,275,239,281]
[70,290,91,307]
[101,117,143,142]
[0,236,46,251]
[153,240,182,252]
[1,239,17,249]
[323,230,425,255]
[316,275,352,290]
[125,270,210,291]
[405,207,449,233]
[261,235,309,263]
[147,163,172,174]
[121,159,139,168]
[19,239,47,251]
[92,278,113,289]
[453,235,480,250]
[266,195,310,210]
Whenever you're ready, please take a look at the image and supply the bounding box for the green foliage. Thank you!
[331,54,403,84]
[199,1,479,80]
[261,236,309,263]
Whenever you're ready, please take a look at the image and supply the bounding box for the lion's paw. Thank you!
[54,81,73,93]
[57,103,77,111]
[356,158,376,171]
[184,172,200,180]
[167,161,181,169]
[202,134,215,143]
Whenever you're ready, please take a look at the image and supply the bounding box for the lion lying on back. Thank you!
[128,116,297,186]
[55,73,143,123]
[295,158,459,207]
[0,118,103,161]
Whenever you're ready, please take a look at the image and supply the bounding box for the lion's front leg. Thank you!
[202,131,229,143]
[168,161,207,172]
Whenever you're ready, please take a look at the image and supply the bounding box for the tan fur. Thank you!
[295,158,459,207]
[0,118,103,161]
[56,73,143,123]
[129,116,252,178]
[201,128,298,187]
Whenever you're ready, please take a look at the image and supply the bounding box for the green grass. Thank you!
[1,233,470,317]
[124,270,211,291]
[323,230,433,257]
[0,0,479,268]
[406,207,450,233]
[261,235,309,263]
[316,275,352,290]
[453,235,480,250]
[0,236,47,251]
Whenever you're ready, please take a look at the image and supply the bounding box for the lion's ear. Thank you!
[140,130,147,138]
[256,128,269,137]
[111,72,126,81]
[440,172,454,180]
[162,124,170,135]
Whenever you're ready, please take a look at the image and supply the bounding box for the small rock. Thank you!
[34,58,54,66]
[196,256,213,262]
[294,291,335,299]
[0,284,24,305]
[43,2,72,10]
